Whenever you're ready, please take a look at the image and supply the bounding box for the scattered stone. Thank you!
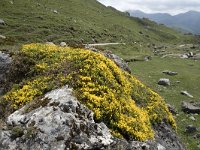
[46,42,55,45]
[185,125,197,133]
[181,101,200,114]
[144,56,152,61]
[181,52,195,59]
[60,42,67,47]
[0,35,6,39]
[193,134,200,139]
[187,52,194,58]
[167,104,178,115]
[193,53,200,60]
[125,56,151,62]
[53,10,58,14]
[162,70,178,76]
[181,54,188,59]
[158,78,170,86]
[189,116,196,121]
[0,19,5,25]
[181,91,193,98]
[176,81,181,83]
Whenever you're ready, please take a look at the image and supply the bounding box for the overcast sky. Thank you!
[97,0,200,15]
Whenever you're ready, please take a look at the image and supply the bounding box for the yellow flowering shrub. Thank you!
[3,43,176,141]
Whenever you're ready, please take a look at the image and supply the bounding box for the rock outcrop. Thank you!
[0,86,114,150]
[0,86,185,150]
[104,53,131,73]
[0,19,5,25]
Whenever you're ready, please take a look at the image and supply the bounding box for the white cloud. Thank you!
[97,0,200,15]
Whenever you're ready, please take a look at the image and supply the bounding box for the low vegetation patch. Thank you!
[2,43,175,141]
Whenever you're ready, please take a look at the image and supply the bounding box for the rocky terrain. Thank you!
[0,49,184,150]
[0,0,200,149]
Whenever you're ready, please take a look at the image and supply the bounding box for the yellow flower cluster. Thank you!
[3,43,176,141]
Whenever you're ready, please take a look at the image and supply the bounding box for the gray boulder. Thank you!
[153,122,186,150]
[46,42,55,45]
[60,42,67,47]
[104,53,131,73]
[1,86,114,150]
[185,125,197,133]
[158,78,170,86]
[181,101,200,114]
[0,19,5,25]
[167,104,178,115]
[181,54,188,59]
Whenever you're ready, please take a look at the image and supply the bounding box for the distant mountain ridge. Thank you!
[129,10,200,35]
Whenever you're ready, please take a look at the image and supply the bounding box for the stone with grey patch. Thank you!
[158,78,170,86]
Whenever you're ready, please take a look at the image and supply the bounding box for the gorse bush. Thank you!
[3,43,176,141]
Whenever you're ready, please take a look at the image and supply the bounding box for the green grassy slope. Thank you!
[122,57,200,150]
[0,0,197,46]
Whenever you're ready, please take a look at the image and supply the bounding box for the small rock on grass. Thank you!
[181,101,200,114]
[0,19,5,25]
[0,35,6,39]
[158,78,170,86]
[181,91,193,98]
[46,42,55,45]
[167,104,178,115]
[189,116,196,121]
[60,42,67,47]
[162,70,178,76]
[185,125,197,133]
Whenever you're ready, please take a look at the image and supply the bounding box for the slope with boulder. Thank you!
[0,44,184,149]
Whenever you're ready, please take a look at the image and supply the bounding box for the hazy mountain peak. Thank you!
[129,10,200,34]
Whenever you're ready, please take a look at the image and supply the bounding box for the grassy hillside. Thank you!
[0,0,197,47]
[126,57,200,149]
